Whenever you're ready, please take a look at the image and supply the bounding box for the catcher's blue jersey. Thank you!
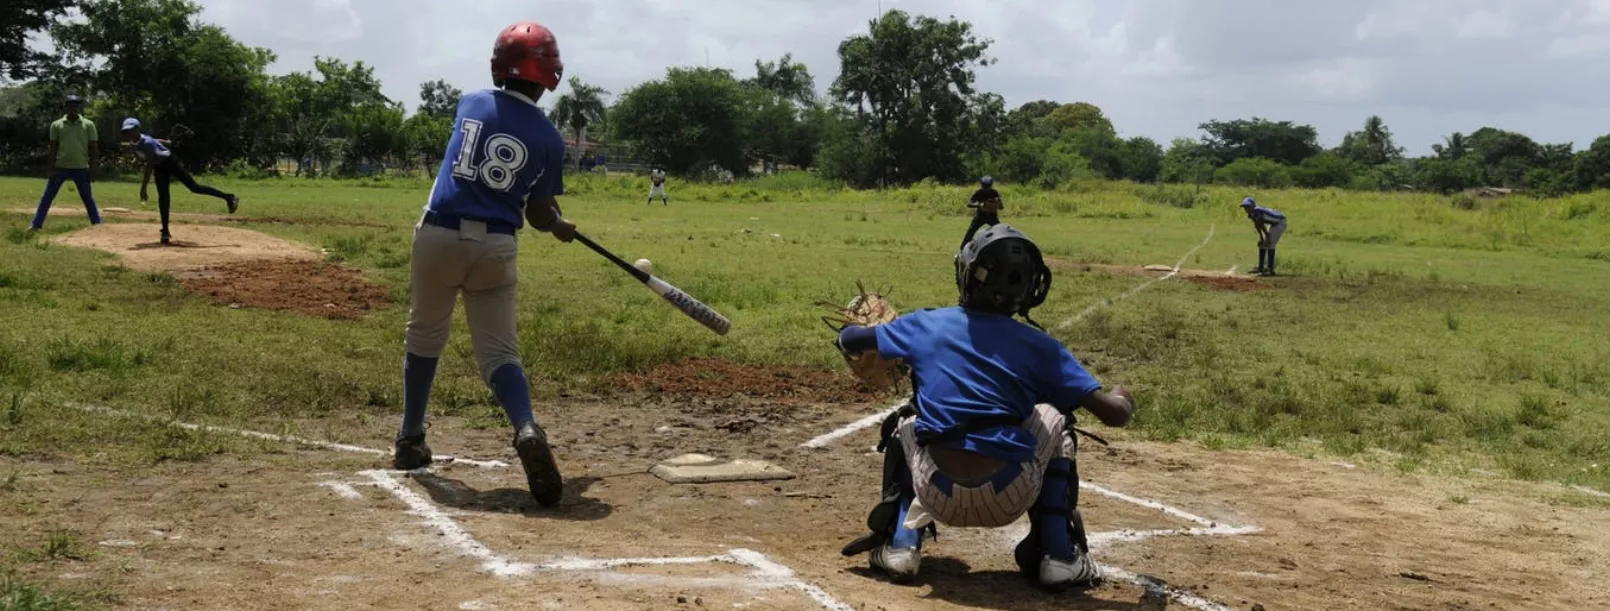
[426,89,566,228]
[874,307,1102,463]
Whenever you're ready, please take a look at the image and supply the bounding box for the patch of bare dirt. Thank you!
[1183,275,1270,292]
[176,259,391,320]
[613,357,890,404]
[1048,257,1271,292]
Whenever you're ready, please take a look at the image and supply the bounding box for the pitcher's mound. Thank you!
[52,223,391,319]
[52,222,318,272]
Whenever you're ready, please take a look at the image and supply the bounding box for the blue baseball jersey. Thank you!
[1250,206,1286,224]
[426,89,566,228]
[132,135,171,163]
[875,307,1103,463]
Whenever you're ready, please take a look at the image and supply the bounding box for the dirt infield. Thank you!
[1047,258,1269,292]
[49,222,390,318]
[177,259,392,320]
[5,399,1606,611]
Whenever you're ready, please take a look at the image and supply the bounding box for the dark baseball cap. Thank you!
[64,95,85,104]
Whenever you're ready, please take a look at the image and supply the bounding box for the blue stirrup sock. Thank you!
[1037,458,1076,560]
[399,353,439,439]
[890,490,923,550]
[488,363,535,430]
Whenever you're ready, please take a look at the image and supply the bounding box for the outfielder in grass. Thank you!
[961,175,1002,248]
[392,19,576,508]
[120,118,239,244]
[835,224,1137,590]
[648,167,668,205]
[1240,196,1287,276]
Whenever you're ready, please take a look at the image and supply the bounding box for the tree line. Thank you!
[4,0,1609,196]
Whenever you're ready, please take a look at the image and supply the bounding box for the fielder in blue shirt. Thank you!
[1241,196,1287,276]
[120,118,239,244]
[836,224,1136,591]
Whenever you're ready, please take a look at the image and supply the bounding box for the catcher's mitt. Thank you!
[818,281,907,391]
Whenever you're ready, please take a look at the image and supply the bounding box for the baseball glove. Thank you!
[979,197,1003,214]
[818,281,907,391]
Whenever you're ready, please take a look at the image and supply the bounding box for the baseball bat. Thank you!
[572,233,731,336]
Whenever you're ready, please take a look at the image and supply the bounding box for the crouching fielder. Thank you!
[837,225,1136,590]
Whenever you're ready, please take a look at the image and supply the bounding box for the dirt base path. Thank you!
[6,395,1606,611]
[1048,258,1270,292]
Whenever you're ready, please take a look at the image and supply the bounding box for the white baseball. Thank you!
[633,258,653,274]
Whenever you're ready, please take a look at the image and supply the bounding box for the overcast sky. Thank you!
[189,0,1610,154]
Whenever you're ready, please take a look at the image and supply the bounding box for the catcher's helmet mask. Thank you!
[955,224,1052,328]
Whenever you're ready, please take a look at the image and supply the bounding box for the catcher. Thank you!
[961,175,1002,248]
[832,224,1136,590]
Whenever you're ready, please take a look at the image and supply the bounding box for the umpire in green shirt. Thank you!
[30,94,102,230]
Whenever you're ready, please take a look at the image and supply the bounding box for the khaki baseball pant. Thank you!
[404,217,522,383]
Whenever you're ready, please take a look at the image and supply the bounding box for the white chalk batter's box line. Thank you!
[324,469,855,611]
[79,402,1261,610]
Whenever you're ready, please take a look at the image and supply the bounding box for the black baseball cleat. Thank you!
[226,194,240,214]
[514,421,564,507]
[160,229,171,245]
[393,434,432,470]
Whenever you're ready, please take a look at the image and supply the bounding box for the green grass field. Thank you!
[2,170,1608,498]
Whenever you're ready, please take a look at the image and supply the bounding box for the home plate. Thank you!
[650,453,795,484]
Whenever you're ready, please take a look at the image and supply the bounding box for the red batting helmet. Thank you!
[491,21,563,91]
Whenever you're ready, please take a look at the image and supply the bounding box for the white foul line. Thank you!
[1057,223,1216,330]
[318,481,364,500]
[995,480,1261,611]
[347,470,855,610]
[1103,564,1239,611]
[1571,485,1610,498]
[799,400,904,449]
[1082,481,1232,528]
[72,403,509,469]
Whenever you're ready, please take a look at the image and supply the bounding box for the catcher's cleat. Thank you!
[393,434,432,470]
[1015,522,1100,591]
[226,194,240,214]
[1038,553,1101,591]
[514,421,564,507]
[870,543,921,583]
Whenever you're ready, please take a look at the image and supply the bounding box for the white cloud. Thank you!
[1456,8,1515,39]
[1548,34,1610,57]
[183,0,1609,151]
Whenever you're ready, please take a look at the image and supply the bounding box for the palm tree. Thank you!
[1434,132,1468,159]
[551,76,610,169]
